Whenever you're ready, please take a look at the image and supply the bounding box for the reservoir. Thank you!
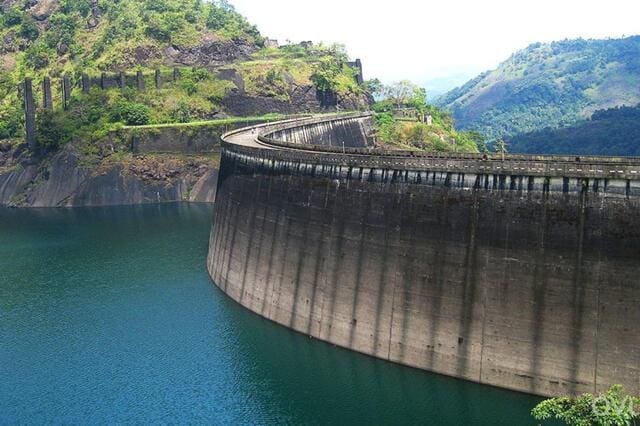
[0,203,545,424]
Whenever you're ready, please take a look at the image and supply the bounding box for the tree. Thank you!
[112,101,150,125]
[36,110,72,148]
[384,80,420,108]
[532,385,640,426]
[310,57,341,92]
[407,86,427,111]
[363,78,383,98]
[466,131,488,153]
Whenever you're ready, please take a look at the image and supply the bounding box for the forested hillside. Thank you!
[0,0,368,143]
[437,36,640,142]
[507,104,640,156]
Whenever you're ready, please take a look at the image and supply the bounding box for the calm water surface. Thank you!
[0,203,547,424]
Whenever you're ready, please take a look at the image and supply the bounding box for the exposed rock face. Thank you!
[1,0,17,11]
[189,168,218,202]
[0,144,218,207]
[221,85,372,116]
[164,38,257,67]
[108,45,164,71]
[1,31,17,53]
[28,0,57,21]
[216,68,245,92]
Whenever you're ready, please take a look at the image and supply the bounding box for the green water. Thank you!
[0,203,546,424]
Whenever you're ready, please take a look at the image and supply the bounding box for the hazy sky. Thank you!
[231,0,639,85]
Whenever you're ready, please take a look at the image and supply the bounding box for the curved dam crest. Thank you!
[207,113,640,397]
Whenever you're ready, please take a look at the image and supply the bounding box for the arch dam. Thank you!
[206,113,640,397]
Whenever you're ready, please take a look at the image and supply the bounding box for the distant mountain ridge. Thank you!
[436,36,640,141]
[507,103,640,156]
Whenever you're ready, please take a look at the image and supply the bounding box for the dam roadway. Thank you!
[207,113,640,397]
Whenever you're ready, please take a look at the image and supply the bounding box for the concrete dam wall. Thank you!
[207,114,640,397]
[263,114,374,148]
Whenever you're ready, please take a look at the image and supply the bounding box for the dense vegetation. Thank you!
[532,385,639,426]
[437,37,640,143]
[0,0,365,144]
[236,42,361,101]
[372,81,481,153]
[507,104,640,156]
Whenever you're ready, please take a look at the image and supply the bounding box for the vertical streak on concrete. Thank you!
[323,182,347,342]
[23,78,37,150]
[592,205,604,394]
[210,193,231,284]
[456,186,480,378]
[42,77,53,110]
[212,191,230,285]
[347,191,369,349]
[221,198,240,293]
[289,185,315,328]
[569,180,588,394]
[386,191,404,361]
[396,192,419,364]
[266,175,295,320]
[260,188,283,316]
[239,178,262,304]
[249,179,272,311]
[530,190,550,394]
[269,213,292,321]
[306,180,332,335]
[426,191,450,370]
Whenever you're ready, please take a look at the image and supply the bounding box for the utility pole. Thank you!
[495,139,508,161]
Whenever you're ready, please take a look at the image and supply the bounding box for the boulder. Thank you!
[28,0,58,21]
[57,43,68,55]
[86,16,98,29]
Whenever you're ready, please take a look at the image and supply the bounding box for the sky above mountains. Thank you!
[232,0,639,92]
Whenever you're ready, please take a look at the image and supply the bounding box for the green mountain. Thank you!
[436,36,640,142]
[0,0,368,142]
[507,104,640,156]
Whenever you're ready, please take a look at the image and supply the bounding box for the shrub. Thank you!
[532,385,640,426]
[36,110,73,148]
[112,101,150,125]
[24,43,50,69]
[2,8,24,27]
[19,17,39,40]
[171,101,192,123]
[310,57,341,92]
[0,105,22,139]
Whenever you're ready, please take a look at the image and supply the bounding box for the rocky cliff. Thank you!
[0,139,218,208]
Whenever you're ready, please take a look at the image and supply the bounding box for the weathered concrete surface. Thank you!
[207,114,640,397]
[264,114,374,148]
